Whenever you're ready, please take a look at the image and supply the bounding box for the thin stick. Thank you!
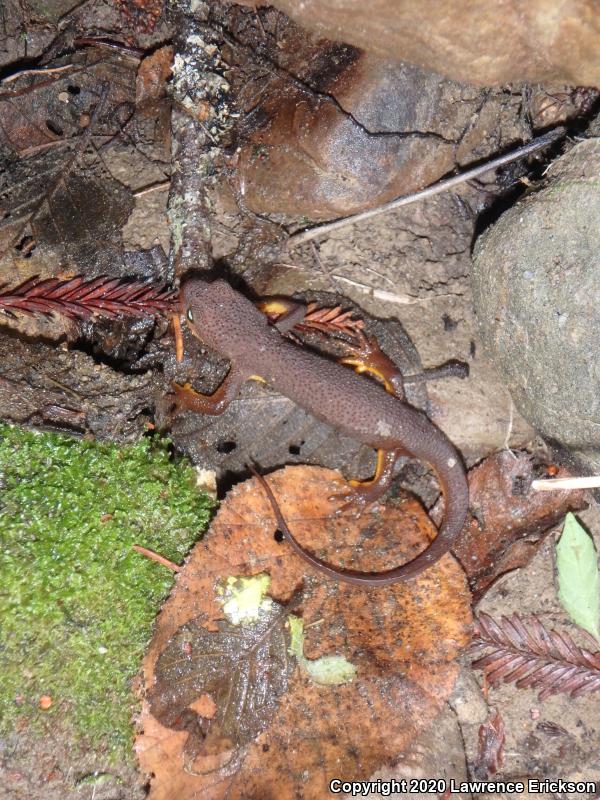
[132,544,181,572]
[531,476,600,492]
[287,128,565,248]
[133,180,171,197]
[1,64,75,85]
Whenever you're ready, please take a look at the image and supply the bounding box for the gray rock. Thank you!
[472,138,600,473]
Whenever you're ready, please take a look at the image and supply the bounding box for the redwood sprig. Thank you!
[296,302,365,338]
[0,275,178,321]
[472,612,600,700]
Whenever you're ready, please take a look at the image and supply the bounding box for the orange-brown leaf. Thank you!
[136,46,174,106]
[136,465,472,799]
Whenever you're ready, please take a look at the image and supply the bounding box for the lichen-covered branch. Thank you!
[167,0,234,279]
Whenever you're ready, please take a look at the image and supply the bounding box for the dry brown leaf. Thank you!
[137,465,472,799]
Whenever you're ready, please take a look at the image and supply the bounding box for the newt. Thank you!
[172,276,469,586]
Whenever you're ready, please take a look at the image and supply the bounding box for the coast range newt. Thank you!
[172,276,469,586]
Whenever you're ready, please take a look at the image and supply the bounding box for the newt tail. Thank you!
[250,462,467,586]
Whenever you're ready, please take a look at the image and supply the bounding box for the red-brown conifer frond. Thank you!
[472,612,600,700]
[0,275,178,321]
[295,302,365,338]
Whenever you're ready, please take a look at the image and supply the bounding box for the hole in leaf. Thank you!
[15,235,36,257]
[216,441,237,454]
[46,120,64,136]
[273,529,284,543]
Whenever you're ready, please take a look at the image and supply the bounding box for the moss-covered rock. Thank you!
[0,424,213,759]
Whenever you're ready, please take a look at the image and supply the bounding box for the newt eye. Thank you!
[186,309,194,322]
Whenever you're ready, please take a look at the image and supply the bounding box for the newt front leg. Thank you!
[169,366,246,416]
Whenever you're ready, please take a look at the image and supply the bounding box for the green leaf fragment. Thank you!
[556,513,600,643]
[287,614,357,686]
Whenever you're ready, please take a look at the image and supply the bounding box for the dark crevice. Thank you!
[70,337,162,375]
[216,440,237,454]
[46,120,64,136]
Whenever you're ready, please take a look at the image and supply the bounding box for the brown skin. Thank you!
[175,277,469,586]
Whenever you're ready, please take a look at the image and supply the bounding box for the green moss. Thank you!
[0,424,213,758]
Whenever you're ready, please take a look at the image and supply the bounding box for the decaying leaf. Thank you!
[476,709,505,776]
[0,42,170,283]
[0,151,134,279]
[436,451,588,600]
[556,513,600,643]
[137,465,472,799]
[149,585,294,770]
[0,46,139,155]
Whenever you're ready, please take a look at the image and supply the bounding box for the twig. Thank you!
[133,180,171,197]
[502,398,514,451]
[532,476,600,492]
[132,544,180,572]
[287,128,565,248]
[1,64,75,85]
[18,134,115,158]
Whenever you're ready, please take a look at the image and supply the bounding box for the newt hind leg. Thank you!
[336,448,404,515]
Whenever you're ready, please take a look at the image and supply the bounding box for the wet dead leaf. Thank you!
[435,451,588,601]
[0,46,142,285]
[137,465,472,799]
[149,595,294,770]
[0,46,139,155]
[0,43,170,351]
[0,155,134,279]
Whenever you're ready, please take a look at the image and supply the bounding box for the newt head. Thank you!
[179,275,270,359]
